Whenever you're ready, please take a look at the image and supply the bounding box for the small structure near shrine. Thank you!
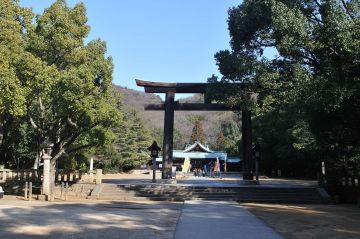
[155,141,241,172]
[173,141,226,170]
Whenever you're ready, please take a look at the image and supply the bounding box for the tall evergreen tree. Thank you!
[100,108,152,172]
[208,0,360,176]
[190,120,206,144]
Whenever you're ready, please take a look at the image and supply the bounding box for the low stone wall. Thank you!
[53,183,97,199]
[0,169,100,184]
[0,169,102,198]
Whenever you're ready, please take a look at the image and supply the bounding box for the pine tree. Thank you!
[101,108,152,172]
[215,131,226,151]
[190,120,205,144]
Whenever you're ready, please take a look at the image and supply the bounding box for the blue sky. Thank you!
[20,0,241,98]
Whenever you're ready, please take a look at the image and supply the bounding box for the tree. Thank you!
[100,107,152,172]
[0,0,122,169]
[209,0,360,176]
[0,0,38,167]
[215,131,227,151]
[190,120,206,145]
[0,0,30,118]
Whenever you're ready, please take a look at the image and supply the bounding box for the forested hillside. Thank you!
[113,85,240,151]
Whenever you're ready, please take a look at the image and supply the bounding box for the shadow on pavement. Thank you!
[0,200,182,239]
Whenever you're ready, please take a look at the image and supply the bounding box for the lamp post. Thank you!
[41,141,53,199]
[253,142,261,181]
[148,141,161,183]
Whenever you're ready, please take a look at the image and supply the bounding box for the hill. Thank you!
[113,84,240,148]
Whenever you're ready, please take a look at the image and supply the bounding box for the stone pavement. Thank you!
[0,199,182,239]
[174,200,283,239]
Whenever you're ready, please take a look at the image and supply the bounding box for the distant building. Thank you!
[156,141,241,172]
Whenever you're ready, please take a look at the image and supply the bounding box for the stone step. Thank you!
[98,195,323,203]
[99,196,321,203]
[103,186,317,192]
[108,186,316,191]
[101,189,319,196]
[109,185,316,190]
[100,191,321,198]
[102,190,316,197]
[98,184,326,203]
[98,197,322,204]
[99,190,322,203]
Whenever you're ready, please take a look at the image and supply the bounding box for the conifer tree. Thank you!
[190,120,205,144]
[101,108,152,172]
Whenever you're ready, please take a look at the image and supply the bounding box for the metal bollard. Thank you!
[24,182,28,200]
[29,182,32,201]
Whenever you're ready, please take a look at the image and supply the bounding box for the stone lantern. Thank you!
[252,141,261,181]
[41,141,53,197]
[148,141,161,183]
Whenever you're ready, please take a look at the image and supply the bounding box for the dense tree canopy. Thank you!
[98,107,152,173]
[0,0,122,169]
[215,122,241,156]
[209,0,360,177]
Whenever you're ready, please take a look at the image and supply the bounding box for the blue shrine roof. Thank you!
[155,141,242,162]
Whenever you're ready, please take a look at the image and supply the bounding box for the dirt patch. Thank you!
[242,203,360,239]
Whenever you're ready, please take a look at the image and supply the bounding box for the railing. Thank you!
[0,169,100,184]
[321,174,360,188]
[339,175,360,188]
[0,169,42,183]
[54,170,97,183]
[320,174,360,203]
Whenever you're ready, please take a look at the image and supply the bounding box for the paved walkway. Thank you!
[174,200,283,239]
[0,199,182,239]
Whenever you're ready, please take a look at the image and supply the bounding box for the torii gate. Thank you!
[136,79,254,180]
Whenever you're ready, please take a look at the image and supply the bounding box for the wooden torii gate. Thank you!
[136,79,254,180]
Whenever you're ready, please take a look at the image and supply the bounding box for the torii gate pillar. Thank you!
[162,92,175,179]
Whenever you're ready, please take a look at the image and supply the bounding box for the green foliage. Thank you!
[210,0,360,177]
[99,108,152,173]
[0,116,37,169]
[215,122,241,156]
[173,128,185,150]
[190,118,206,144]
[0,0,32,117]
[0,0,122,169]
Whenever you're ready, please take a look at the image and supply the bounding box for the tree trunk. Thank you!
[33,151,40,169]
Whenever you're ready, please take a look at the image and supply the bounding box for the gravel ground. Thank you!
[242,203,360,239]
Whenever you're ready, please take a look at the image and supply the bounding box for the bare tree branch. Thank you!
[341,0,355,21]
[313,0,322,9]
[50,148,65,165]
[63,121,101,149]
[29,115,42,134]
[38,96,45,119]
[67,117,78,128]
